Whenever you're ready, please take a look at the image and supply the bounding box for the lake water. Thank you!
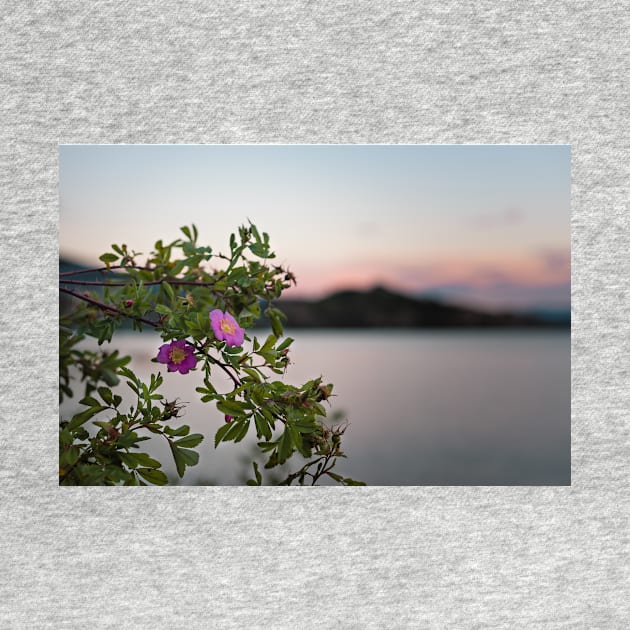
[62,330,571,485]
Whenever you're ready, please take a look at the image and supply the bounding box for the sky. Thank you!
[59,144,570,311]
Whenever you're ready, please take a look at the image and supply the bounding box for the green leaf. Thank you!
[214,422,233,448]
[278,428,293,464]
[292,421,319,434]
[180,225,192,240]
[242,367,262,382]
[67,406,107,430]
[223,419,246,442]
[137,468,168,486]
[248,242,269,258]
[261,334,277,352]
[216,399,249,417]
[343,478,366,486]
[117,430,141,449]
[60,446,81,467]
[99,253,118,264]
[97,387,114,406]
[133,453,162,468]
[162,281,175,302]
[288,423,307,457]
[123,452,162,469]
[174,433,204,448]
[155,304,171,315]
[193,312,207,333]
[269,311,283,337]
[257,441,276,452]
[277,337,294,352]
[253,461,262,484]
[168,440,186,477]
[249,222,261,243]
[233,419,250,443]
[163,424,190,437]
[254,413,272,441]
[79,396,100,408]
[177,447,199,467]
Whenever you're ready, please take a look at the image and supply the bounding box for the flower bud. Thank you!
[225,415,233,423]
[124,299,134,308]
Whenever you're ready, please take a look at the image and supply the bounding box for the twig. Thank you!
[59,265,155,277]
[60,287,159,328]
[59,278,219,288]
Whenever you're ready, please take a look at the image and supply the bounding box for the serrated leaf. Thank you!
[214,422,233,448]
[254,414,272,441]
[177,447,199,467]
[174,433,204,448]
[224,420,246,442]
[261,334,277,352]
[278,428,293,464]
[67,406,107,430]
[79,396,100,408]
[118,452,162,468]
[233,419,250,443]
[168,440,186,477]
[132,452,162,468]
[216,399,249,416]
[163,424,191,437]
[137,468,168,486]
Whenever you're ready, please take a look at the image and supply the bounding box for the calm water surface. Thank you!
[63,330,570,485]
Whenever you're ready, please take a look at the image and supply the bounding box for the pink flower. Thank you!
[224,415,233,423]
[156,339,198,374]
[210,309,245,347]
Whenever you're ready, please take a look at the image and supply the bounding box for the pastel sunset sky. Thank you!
[59,145,570,311]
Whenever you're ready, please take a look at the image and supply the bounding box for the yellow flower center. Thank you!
[169,347,187,364]
[220,319,236,334]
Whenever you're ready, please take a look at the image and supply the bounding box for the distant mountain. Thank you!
[516,308,571,325]
[60,258,569,329]
[271,286,569,329]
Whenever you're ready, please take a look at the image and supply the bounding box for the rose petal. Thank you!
[157,344,171,363]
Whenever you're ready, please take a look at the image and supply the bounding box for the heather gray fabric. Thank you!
[1,2,628,628]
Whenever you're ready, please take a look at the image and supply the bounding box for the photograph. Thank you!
[59,144,570,486]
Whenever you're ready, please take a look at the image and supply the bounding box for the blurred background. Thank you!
[59,145,570,485]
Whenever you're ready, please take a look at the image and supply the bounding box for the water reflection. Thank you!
[61,329,570,485]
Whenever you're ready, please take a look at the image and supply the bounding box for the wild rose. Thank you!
[156,339,197,374]
[210,309,245,347]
